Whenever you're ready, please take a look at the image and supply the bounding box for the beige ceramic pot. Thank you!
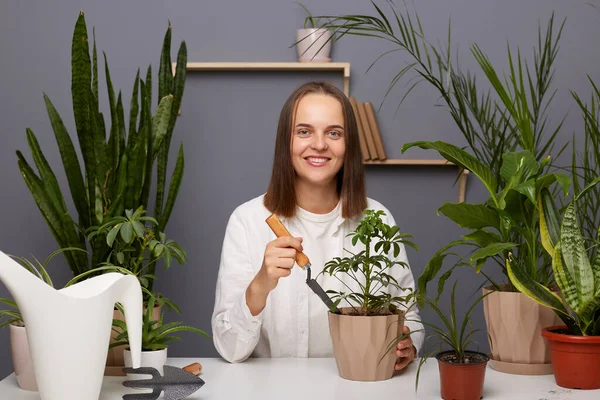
[482,285,562,375]
[328,307,404,381]
[9,323,38,391]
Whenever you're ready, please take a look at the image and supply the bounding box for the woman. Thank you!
[211,82,424,371]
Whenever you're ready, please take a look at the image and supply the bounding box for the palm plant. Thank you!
[16,11,187,292]
[314,1,568,296]
[414,281,490,391]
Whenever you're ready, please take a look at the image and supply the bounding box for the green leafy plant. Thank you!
[64,206,186,309]
[110,295,210,352]
[295,1,323,29]
[16,11,187,284]
[314,1,569,296]
[507,177,600,336]
[0,248,87,328]
[414,281,490,392]
[320,209,418,315]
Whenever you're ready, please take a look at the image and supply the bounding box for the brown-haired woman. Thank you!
[211,82,423,371]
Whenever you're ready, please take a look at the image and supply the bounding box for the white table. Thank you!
[1,357,598,399]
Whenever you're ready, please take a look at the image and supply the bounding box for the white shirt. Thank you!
[211,194,425,363]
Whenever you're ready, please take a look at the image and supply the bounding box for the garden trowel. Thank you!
[266,214,341,314]
[121,365,205,400]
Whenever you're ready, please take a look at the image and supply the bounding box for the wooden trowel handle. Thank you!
[265,214,310,268]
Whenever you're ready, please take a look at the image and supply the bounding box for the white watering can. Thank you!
[0,251,142,400]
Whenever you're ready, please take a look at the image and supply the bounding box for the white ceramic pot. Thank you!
[124,348,168,380]
[9,323,38,391]
[296,28,332,62]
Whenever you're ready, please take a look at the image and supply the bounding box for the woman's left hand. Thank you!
[395,326,416,371]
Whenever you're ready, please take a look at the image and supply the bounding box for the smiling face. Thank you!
[291,93,346,191]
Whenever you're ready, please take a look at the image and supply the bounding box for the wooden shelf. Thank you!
[364,159,470,203]
[174,61,350,96]
[363,159,453,165]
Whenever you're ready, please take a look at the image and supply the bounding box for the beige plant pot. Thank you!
[9,323,38,391]
[328,307,404,381]
[105,305,161,376]
[296,28,332,62]
[482,285,562,375]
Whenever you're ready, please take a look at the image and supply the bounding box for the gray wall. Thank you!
[1,0,599,379]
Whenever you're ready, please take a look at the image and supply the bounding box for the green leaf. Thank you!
[438,202,500,230]
[560,201,594,308]
[158,22,174,102]
[462,230,501,247]
[470,242,517,269]
[536,173,570,197]
[506,253,571,318]
[43,93,89,227]
[107,224,121,247]
[159,143,184,231]
[539,188,560,255]
[120,222,133,243]
[152,95,173,156]
[500,151,539,183]
[402,141,498,202]
[514,179,536,206]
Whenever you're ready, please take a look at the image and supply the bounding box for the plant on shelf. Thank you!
[320,209,420,381]
[294,2,332,62]
[415,281,490,400]
[15,11,187,293]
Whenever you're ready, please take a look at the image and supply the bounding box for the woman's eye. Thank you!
[329,131,341,137]
[298,129,309,135]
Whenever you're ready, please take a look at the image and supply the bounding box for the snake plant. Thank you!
[16,11,187,290]
[507,177,600,336]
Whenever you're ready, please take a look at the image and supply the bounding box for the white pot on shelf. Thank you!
[296,28,332,62]
[124,348,168,381]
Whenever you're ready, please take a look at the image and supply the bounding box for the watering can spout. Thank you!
[0,251,143,400]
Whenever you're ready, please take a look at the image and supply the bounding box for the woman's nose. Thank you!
[310,133,328,150]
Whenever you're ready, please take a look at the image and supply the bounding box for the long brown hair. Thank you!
[263,81,367,218]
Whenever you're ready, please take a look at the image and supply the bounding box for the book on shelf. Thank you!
[349,97,387,161]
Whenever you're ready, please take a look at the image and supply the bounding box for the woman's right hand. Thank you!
[246,236,303,315]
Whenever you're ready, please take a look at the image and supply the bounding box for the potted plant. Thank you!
[320,209,419,381]
[65,205,188,374]
[110,294,209,380]
[15,11,187,288]
[315,2,568,374]
[294,2,332,62]
[0,248,86,391]
[507,177,600,389]
[415,281,490,400]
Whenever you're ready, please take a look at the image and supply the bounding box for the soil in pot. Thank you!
[437,350,489,400]
[542,325,600,390]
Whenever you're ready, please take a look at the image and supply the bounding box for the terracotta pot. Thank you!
[482,285,561,375]
[105,305,161,376]
[9,323,38,391]
[328,307,403,381]
[542,325,600,389]
[437,350,489,400]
